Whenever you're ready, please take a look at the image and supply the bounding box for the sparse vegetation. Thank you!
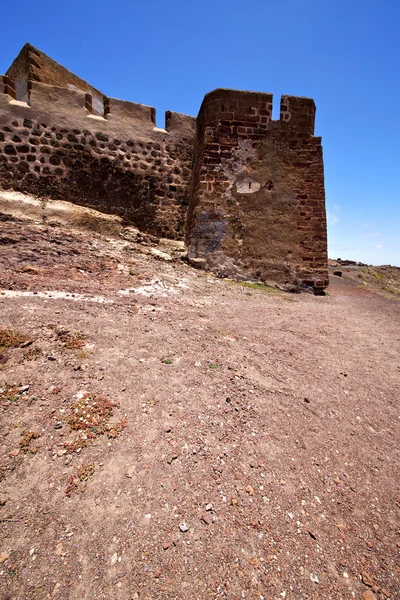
[19,430,40,454]
[237,281,282,293]
[0,383,22,403]
[0,328,31,351]
[340,266,400,299]
[22,346,43,361]
[162,358,173,364]
[65,463,95,497]
[58,330,86,350]
[63,393,127,453]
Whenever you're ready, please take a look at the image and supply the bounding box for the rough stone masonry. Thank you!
[0,43,328,292]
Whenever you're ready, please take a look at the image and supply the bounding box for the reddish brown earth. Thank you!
[0,214,399,600]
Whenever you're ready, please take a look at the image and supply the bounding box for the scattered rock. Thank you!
[0,552,10,564]
[310,573,319,583]
[188,257,207,269]
[20,340,33,348]
[362,591,377,600]
[179,522,189,532]
[125,466,136,478]
[162,541,170,550]
[167,454,179,465]
[150,248,173,262]
[205,503,213,511]
[308,530,317,540]
[111,552,118,566]
[246,485,254,496]
[18,385,30,393]
[120,227,140,242]
[9,449,19,457]
[361,570,374,587]
[201,514,211,525]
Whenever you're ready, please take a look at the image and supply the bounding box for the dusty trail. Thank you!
[0,214,399,600]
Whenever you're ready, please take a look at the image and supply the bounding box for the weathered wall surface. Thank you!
[185,89,328,291]
[0,77,195,239]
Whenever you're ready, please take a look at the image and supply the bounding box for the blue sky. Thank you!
[1,0,399,265]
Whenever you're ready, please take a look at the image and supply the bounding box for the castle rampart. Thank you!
[0,45,328,291]
[185,89,328,290]
[0,77,196,239]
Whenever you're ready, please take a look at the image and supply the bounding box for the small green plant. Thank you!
[208,363,218,369]
[162,358,173,365]
[237,281,282,293]
[0,383,22,403]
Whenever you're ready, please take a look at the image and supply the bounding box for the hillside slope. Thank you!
[1,210,399,600]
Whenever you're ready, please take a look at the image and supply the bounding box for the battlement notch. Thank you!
[280,95,315,135]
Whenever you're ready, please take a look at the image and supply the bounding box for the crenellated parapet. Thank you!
[0,77,196,239]
[0,79,196,141]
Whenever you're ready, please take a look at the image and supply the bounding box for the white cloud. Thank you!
[362,232,381,238]
[327,212,339,225]
[375,244,383,248]
[361,223,371,229]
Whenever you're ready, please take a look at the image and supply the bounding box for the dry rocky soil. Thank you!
[0,206,399,600]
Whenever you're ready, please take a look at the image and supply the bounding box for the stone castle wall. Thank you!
[0,52,328,291]
[0,76,195,239]
[186,89,328,290]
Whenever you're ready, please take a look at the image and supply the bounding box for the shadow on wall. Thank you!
[0,150,161,234]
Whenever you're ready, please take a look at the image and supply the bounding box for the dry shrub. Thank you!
[20,430,40,453]
[57,330,86,350]
[22,346,43,361]
[0,328,31,351]
[65,463,95,497]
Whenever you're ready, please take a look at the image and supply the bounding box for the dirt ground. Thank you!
[0,211,399,600]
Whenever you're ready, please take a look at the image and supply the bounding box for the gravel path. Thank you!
[0,215,399,600]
